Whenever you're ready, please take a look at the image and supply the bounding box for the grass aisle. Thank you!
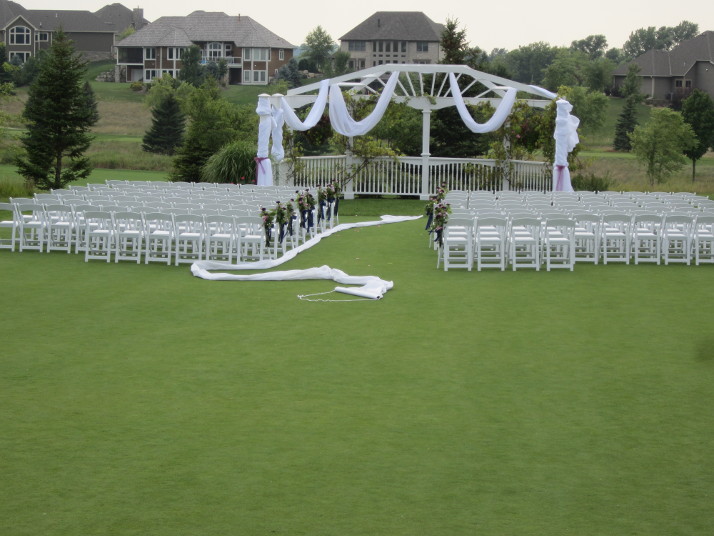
[1,218,713,535]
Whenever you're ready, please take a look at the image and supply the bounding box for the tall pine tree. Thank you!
[613,95,638,151]
[142,94,185,155]
[16,30,98,190]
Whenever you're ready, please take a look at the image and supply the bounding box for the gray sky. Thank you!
[22,0,712,52]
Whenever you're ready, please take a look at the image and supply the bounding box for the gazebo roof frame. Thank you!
[280,63,556,112]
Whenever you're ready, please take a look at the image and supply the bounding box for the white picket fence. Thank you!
[281,155,551,198]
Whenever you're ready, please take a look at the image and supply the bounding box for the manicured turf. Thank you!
[1,215,713,535]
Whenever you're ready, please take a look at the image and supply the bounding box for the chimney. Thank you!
[132,8,144,30]
[377,18,380,27]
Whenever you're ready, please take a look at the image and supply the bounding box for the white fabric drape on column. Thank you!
[552,99,580,192]
[255,95,273,186]
[448,73,517,133]
[328,72,400,136]
[270,108,285,162]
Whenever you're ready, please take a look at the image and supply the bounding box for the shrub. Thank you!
[571,171,613,192]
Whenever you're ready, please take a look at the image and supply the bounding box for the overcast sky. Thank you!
[20,0,712,52]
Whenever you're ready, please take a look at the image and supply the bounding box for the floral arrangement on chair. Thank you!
[425,183,448,233]
[273,201,290,244]
[296,189,316,231]
[430,201,452,247]
[317,182,341,223]
[260,206,274,247]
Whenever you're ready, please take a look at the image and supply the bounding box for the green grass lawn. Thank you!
[1,212,713,535]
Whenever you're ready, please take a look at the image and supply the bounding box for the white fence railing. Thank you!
[283,155,551,198]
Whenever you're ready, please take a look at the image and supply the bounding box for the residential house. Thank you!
[612,31,714,104]
[0,0,147,63]
[339,11,444,71]
[114,11,294,85]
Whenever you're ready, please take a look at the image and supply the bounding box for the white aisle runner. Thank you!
[191,215,420,300]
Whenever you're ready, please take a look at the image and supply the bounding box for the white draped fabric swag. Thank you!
[191,215,421,299]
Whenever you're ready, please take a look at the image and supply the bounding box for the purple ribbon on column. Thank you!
[255,156,269,179]
[555,164,566,191]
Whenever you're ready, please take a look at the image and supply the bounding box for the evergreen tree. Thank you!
[178,45,205,87]
[681,89,714,181]
[142,94,186,155]
[276,58,302,89]
[16,30,98,190]
[613,95,638,151]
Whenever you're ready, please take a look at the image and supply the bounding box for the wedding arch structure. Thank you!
[255,64,579,196]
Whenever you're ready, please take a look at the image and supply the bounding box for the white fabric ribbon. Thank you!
[280,79,330,131]
[448,72,517,133]
[191,215,421,299]
[328,72,400,136]
[270,108,285,162]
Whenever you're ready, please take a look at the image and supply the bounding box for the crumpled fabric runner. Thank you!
[191,215,421,299]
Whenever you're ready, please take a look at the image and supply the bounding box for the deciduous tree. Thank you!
[630,108,696,185]
[681,89,714,181]
[16,30,98,190]
[303,26,335,73]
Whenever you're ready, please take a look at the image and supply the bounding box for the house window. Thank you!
[385,42,391,52]
[8,51,30,63]
[401,41,406,53]
[253,70,266,83]
[35,32,49,42]
[9,26,31,45]
[416,42,429,53]
[348,41,366,52]
[144,69,158,81]
[160,69,176,78]
[245,48,269,61]
[279,49,285,61]
[685,80,692,88]
[244,70,251,83]
[206,42,223,59]
[144,47,155,60]
[167,47,185,60]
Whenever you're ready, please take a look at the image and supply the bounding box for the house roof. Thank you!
[340,11,444,42]
[0,0,140,33]
[94,3,149,32]
[614,30,714,77]
[0,0,28,28]
[116,10,294,49]
[28,10,114,33]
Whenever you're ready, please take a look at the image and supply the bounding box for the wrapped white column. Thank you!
[255,94,273,186]
[552,99,580,192]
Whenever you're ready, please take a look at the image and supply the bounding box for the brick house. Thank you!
[612,31,714,104]
[0,0,146,63]
[114,10,294,85]
[339,11,444,71]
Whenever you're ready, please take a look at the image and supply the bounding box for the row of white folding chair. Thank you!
[439,216,575,272]
[82,212,279,265]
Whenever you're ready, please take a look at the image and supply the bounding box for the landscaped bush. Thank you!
[571,171,613,191]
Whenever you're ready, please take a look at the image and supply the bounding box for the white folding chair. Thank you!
[661,214,693,265]
[84,211,115,262]
[0,202,18,251]
[114,211,145,263]
[16,203,46,253]
[600,214,632,264]
[474,216,507,271]
[631,213,662,265]
[44,204,76,254]
[508,217,541,271]
[440,216,474,271]
[692,215,714,265]
[572,213,600,264]
[204,215,236,263]
[543,218,575,271]
[143,212,174,265]
[235,215,265,262]
[173,214,205,265]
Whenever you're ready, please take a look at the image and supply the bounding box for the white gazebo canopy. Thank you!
[255,64,579,192]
